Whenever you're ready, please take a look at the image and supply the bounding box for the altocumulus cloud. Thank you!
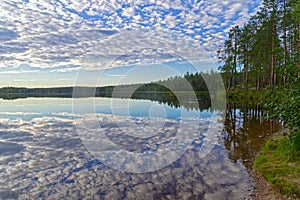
[0,0,262,71]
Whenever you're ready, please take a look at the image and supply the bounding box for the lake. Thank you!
[0,97,278,199]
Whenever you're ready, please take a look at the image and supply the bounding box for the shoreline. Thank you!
[250,129,286,200]
[250,170,285,200]
[250,129,300,200]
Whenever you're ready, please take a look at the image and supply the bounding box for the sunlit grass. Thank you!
[254,134,300,198]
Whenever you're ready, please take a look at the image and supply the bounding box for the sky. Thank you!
[0,0,262,88]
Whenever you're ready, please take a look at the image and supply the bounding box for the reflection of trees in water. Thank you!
[0,86,212,112]
[222,102,279,169]
[131,91,211,112]
[0,89,211,112]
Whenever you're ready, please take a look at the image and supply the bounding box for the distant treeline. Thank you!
[0,71,213,98]
[0,87,75,99]
[0,72,215,110]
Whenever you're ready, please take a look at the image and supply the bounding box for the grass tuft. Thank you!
[254,133,300,198]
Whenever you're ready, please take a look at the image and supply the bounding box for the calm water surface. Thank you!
[0,98,278,199]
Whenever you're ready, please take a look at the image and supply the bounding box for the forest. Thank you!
[0,72,212,111]
[217,0,299,91]
[217,0,299,132]
[0,0,298,147]
[217,0,300,196]
[0,71,211,97]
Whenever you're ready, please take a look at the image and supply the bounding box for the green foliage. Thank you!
[218,0,300,91]
[286,131,300,156]
[0,72,214,110]
[265,85,300,132]
[264,71,300,157]
[254,136,300,197]
[226,89,263,105]
[221,1,300,189]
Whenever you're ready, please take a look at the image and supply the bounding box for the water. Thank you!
[0,98,278,199]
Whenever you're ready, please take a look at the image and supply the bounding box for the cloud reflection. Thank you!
[0,112,252,199]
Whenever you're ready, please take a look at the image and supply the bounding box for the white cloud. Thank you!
[0,0,262,72]
[122,7,135,18]
[0,70,39,74]
[108,74,128,77]
[50,67,81,73]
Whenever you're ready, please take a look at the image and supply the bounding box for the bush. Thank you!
[264,73,300,155]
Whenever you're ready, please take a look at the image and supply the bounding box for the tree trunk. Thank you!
[283,0,287,87]
[271,22,277,86]
[233,28,238,89]
[257,50,261,91]
[244,43,249,91]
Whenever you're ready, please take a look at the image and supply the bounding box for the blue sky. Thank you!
[0,0,262,87]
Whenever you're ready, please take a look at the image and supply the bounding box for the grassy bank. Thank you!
[254,132,300,198]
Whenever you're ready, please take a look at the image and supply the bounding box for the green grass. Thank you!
[254,133,300,198]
